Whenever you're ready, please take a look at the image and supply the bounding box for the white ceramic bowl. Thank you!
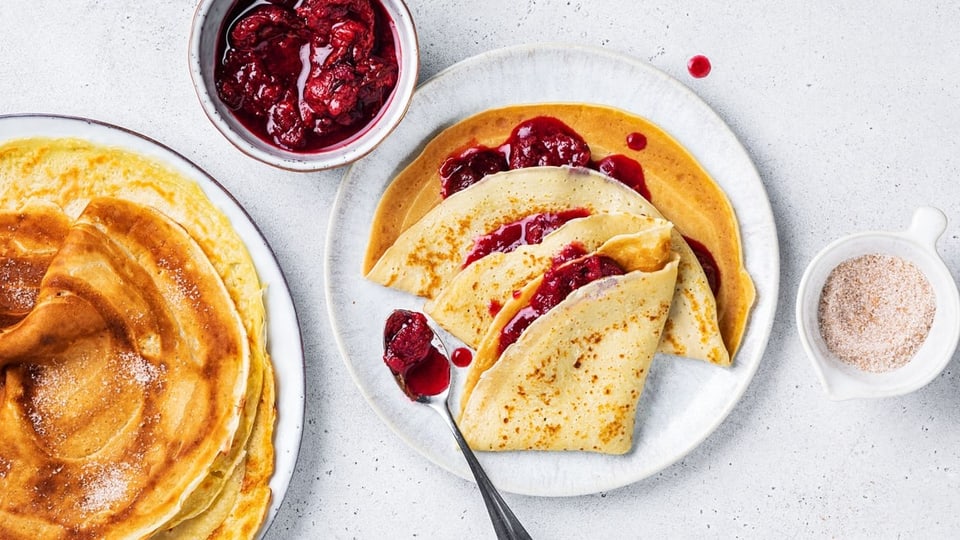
[796,206,960,400]
[188,0,419,171]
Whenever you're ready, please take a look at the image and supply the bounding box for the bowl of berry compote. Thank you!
[190,0,419,171]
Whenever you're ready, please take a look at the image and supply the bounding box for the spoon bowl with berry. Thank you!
[382,309,532,540]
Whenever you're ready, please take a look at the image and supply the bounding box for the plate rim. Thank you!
[0,112,306,537]
[325,42,779,497]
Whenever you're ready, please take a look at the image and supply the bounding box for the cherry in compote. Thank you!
[439,146,508,198]
[503,117,592,170]
[383,310,450,399]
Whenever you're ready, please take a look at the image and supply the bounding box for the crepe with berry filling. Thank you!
[367,166,728,366]
[363,103,754,358]
[458,225,678,454]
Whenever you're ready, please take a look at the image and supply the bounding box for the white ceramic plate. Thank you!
[325,44,779,497]
[0,114,305,537]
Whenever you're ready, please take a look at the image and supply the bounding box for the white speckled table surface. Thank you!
[2,1,959,538]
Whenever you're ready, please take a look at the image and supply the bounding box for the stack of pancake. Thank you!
[0,138,274,539]
[363,104,755,454]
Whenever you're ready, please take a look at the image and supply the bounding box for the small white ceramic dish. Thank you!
[188,0,419,171]
[796,206,960,400]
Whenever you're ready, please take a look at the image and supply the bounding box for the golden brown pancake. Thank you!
[156,359,275,540]
[0,197,249,538]
[459,226,679,453]
[0,137,274,539]
[363,103,754,357]
[0,203,71,328]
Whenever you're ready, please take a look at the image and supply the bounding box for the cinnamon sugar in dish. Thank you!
[817,254,936,372]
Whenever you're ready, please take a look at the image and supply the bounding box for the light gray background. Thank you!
[2,1,958,538]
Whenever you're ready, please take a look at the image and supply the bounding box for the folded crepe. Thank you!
[0,197,249,538]
[0,137,275,539]
[458,224,679,453]
[424,212,656,345]
[367,166,729,366]
[363,102,754,358]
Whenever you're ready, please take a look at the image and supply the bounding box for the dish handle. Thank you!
[904,206,947,252]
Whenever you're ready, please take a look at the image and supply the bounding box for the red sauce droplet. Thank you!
[687,55,712,78]
[215,0,399,152]
[462,208,590,267]
[504,116,591,170]
[593,154,650,200]
[683,235,721,295]
[626,132,647,151]
[439,145,509,198]
[487,299,503,317]
[382,310,450,399]
[451,347,473,368]
[498,255,624,353]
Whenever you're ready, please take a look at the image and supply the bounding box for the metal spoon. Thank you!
[384,311,532,540]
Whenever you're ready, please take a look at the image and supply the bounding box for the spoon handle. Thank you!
[435,401,533,540]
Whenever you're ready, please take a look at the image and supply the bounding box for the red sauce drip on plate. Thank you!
[626,132,647,151]
[683,235,721,295]
[462,208,590,267]
[687,55,712,78]
[498,255,624,354]
[450,347,473,368]
[382,310,450,399]
[215,0,399,152]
